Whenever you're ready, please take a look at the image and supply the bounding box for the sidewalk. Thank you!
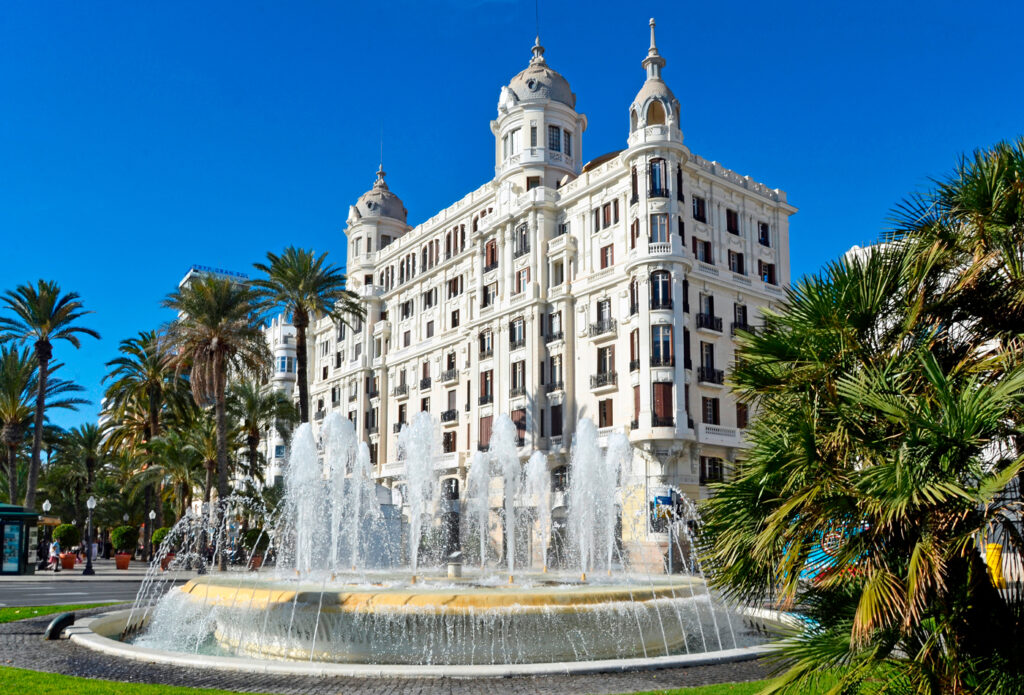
[0,557,197,582]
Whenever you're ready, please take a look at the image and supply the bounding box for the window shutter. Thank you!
[633,385,640,421]
[479,415,492,448]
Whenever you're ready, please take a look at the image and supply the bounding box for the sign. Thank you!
[2,523,20,573]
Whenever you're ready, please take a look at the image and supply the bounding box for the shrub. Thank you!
[151,527,171,548]
[241,528,270,554]
[52,524,80,549]
[111,525,139,553]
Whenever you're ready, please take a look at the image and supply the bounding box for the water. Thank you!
[126,414,759,665]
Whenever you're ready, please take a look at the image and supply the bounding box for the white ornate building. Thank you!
[292,21,795,567]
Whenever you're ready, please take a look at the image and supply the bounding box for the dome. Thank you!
[500,38,576,111]
[352,166,407,224]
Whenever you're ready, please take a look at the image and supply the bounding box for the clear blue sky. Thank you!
[2,0,1021,430]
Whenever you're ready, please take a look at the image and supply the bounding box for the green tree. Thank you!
[702,216,1024,689]
[138,429,204,520]
[0,281,99,508]
[0,347,86,505]
[252,247,362,423]
[163,275,269,567]
[228,376,298,485]
[54,423,107,521]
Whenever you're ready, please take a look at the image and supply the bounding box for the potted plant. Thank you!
[241,528,270,570]
[151,527,175,570]
[111,525,139,570]
[52,524,81,570]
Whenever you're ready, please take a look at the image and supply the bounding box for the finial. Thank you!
[531,35,545,62]
[375,164,386,185]
[649,18,658,53]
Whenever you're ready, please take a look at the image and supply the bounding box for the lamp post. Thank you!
[83,496,97,575]
[41,500,51,545]
[148,510,156,562]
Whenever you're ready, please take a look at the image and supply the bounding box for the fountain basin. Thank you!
[126,573,759,665]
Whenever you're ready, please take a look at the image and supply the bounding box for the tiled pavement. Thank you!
[0,608,772,694]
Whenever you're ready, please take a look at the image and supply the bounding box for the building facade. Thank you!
[299,21,795,567]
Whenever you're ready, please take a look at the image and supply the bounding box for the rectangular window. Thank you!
[602,202,613,228]
[426,321,435,338]
[734,303,748,326]
[512,408,526,444]
[484,239,498,267]
[701,340,715,369]
[511,361,526,390]
[515,267,530,294]
[398,403,407,425]
[652,325,673,363]
[758,222,771,247]
[549,311,562,335]
[527,176,541,190]
[600,244,614,269]
[479,415,493,449]
[563,130,572,156]
[479,330,493,355]
[650,213,669,243]
[598,398,613,428]
[510,317,525,346]
[692,237,712,263]
[550,403,563,436]
[630,218,640,249]
[728,250,745,275]
[736,402,749,429]
[451,310,460,328]
[530,125,537,147]
[480,370,493,398]
[596,298,611,322]
[443,431,457,453]
[421,397,430,413]
[597,345,615,374]
[726,209,740,234]
[448,275,463,298]
[630,328,640,364]
[652,382,673,420]
[483,282,497,307]
[692,196,707,223]
[550,354,563,384]
[403,330,411,348]
[758,260,777,285]
[702,397,720,425]
[547,125,561,151]
[700,456,723,484]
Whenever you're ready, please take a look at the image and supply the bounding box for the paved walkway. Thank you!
[0,557,196,582]
[0,607,773,694]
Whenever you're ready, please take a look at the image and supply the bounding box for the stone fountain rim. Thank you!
[66,607,789,679]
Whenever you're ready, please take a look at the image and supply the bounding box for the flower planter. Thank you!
[160,553,176,571]
[59,553,76,570]
[115,553,132,570]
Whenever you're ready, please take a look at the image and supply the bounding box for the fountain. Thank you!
[74,415,774,672]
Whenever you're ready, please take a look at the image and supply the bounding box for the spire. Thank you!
[531,35,546,64]
[642,17,666,80]
[374,164,388,190]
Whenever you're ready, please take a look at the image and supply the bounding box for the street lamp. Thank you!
[42,499,51,514]
[83,496,97,575]
[148,510,156,562]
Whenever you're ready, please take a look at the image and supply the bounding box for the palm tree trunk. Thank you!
[248,433,259,482]
[24,343,50,509]
[148,387,164,530]
[215,354,229,571]
[294,310,309,423]
[6,445,17,506]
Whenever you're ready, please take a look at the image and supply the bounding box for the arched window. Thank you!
[445,232,452,259]
[646,100,666,126]
[630,109,638,131]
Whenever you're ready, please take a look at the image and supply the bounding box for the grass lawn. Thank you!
[0,603,781,694]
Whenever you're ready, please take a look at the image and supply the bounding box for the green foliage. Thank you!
[241,528,270,554]
[150,526,171,548]
[51,523,80,548]
[701,139,1024,694]
[110,525,138,552]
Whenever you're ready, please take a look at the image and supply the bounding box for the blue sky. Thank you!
[2,0,1022,429]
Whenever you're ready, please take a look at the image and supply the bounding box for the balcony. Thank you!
[629,192,639,205]
[483,261,498,273]
[420,377,432,389]
[699,423,739,447]
[695,313,723,332]
[367,388,380,399]
[697,366,725,385]
[367,426,379,436]
[479,394,493,406]
[545,330,564,343]
[648,241,672,255]
[589,318,617,338]
[392,384,409,398]
[441,368,459,382]
[510,386,526,398]
[441,409,458,424]
[731,322,753,337]
[590,372,617,389]
[393,423,404,433]
[629,358,640,372]
[630,419,639,430]
[650,355,675,368]
[514,245,530,259]
[629,302,638,316]
[650,298,674,311]
[510,338,526,351]
[314,410,325,421]
[652,415,675,428]
[648,187,670,199]
[480,347,493,359]
[545,380,564,393]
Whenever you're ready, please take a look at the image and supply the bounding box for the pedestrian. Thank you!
[49,538,62,572]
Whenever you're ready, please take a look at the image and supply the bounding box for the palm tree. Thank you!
[0,347,87,504]
[163,275,269,567]
[0,280,99,508]
[251,247,362,423]
[57,423,107,521]
[228,377,298,485]
[138,430,204,521]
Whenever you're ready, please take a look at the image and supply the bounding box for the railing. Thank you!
[392,384,408,397]
[652,415,675,428]
[589,318,617,338]
[514,245,530,259]
[477,443,489,452]
[331,399,340,408]
[510,386,526,398]
[545,330,564,343]
[367,389,379,399]
[651,355,675,367]
[649,187,670,199]
[420,377,432,389]
[650,298,673,311]
[393,423,404,433]
[483,261,498,273]
[479,394,493,405]
[697,366,725,384]
[629,359,640,372]
[367,426,379,435]
[731,322,753,337]
[441,368,458,382]
[545,380,564,393]
[630,419,639,430]
[441,409,458,423]
[480,347,493,359]
[696,313,723,331]
[590,372,617,389]
[629,192,639,205]
[314,410,325,421]
[510,338,526,351]
[648,241,672,255]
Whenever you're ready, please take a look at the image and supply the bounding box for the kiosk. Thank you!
[0,503,39,575]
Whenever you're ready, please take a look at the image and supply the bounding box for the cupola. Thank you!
[628,19,682,137]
